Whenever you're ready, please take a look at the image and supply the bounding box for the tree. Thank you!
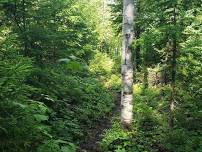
[121,0,134,128]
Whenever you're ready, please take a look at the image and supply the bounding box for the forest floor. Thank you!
[80,92,121,152]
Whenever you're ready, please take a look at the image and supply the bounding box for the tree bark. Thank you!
[143,66,148,89]
[134,0,141,72]
[22,0,28,56]
[121,0,134,128]
[169,6,177,128]
[135,27,141,72]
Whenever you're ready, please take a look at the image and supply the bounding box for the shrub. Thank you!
[89,51,114,76]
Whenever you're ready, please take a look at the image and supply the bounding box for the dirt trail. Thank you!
[79,92,121,152]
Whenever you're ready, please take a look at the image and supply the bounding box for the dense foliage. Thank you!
[0,0,201,152]
[101,0,202,152]
[0,0,118,151]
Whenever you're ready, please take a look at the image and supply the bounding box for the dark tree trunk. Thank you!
[135,25,141,72]
[22,0,28,56]
[169,6,177,128]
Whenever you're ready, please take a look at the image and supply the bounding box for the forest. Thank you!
[0,0,201,152]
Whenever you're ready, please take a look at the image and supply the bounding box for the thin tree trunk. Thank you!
[121,0,134,129]
[143,65,148,88]
[169,39,176,128]
[169,6,177,128]
[134,0,141,72]
[22,0,28,56]
[135,28,141,72]
[169,37,177,128]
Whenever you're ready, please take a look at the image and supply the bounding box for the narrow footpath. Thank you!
[80,92,121,152]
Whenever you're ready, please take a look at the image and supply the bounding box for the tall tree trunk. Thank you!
[135,27,141,72]
[121,0,134,128]
[134,0,141,72]
[143,65,148,89]
[22,0,28,56]
[169,6,177,128]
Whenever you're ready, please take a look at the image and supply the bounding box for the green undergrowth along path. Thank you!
[1,0,202,152]
[101,84,202,152]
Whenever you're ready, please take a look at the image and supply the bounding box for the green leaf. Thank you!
[61,143,76,152]
[0,126,7,134]
[34,114,49,122]
[66,61,82,71]
[58,58,71,63]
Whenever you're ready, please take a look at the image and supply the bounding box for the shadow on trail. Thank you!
[79,92,121,152]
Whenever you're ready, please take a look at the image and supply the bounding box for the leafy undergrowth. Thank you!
[78,51,122,152]
[101,85,202,152]
[0,47,120,152]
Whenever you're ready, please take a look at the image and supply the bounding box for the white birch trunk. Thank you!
[121,0,134,128]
